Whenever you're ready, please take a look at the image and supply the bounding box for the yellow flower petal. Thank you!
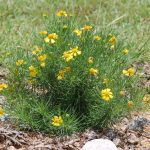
[101,88,113,101]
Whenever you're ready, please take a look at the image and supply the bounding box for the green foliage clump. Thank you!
[3,10,146,135]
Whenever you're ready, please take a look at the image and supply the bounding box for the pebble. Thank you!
[113,138,121,146]
[106,129,116,140]
[128,117,150,131]
[73,142,80,147]
[7,146,17,150]
[122,118,129,125]
[127,133,139,144]
[120,124,127,132]
[84,130,98,140]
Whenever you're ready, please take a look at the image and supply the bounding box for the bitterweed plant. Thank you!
[1,10,149,135]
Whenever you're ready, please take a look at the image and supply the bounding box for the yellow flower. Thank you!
[73,29,82,36]
[44,37,50,43]
[123,49,129,55]
[88,57,93,64]
[94,36,102,41]
[62,51,73,62]
[32,45,43,55]
[128,100,134,107]
[69,47,81,57]
[110,45,115,50]
[40,62,45,68]
[123,68,135,76]
[0,83,8,91]
[108,33,113,36]
[101,88,113,101]
[35,45,43,50]
[0,107,5,117]
[57,70,65,80]
[56,10,67,17]
[39,31,48,35]
[16,59,25,66]
[57,67,71,80]
[51,39,56,44]
[48,33,58,40]
[63,25,68,29]
[89,68,98,76]
[143,94,150,104]
[44,33,58,44]
[109,36,117,45]
[38,54,47,62]
[82,25,93,31]
[27,79,34,85]
[103,78,109,84]
[29,66,38,77]
[52,116,63,126]
[44,39,55,44]
[119,90,126,96]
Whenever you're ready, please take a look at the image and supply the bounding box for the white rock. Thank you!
[81,139,118,150]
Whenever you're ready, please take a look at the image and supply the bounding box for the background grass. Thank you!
[0,0,150,65]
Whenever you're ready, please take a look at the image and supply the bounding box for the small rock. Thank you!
[6,140,13,146]
[7,146,17,150]
[84,130,98,140]
[0,145,5,150]
[73,142,80,147]
[81,139,118,150]
[128,117,150,131]
[67,140,75,145]
[113,138,121,146]
[128,144,135,150]
[62,145,68,149]
[122,118,129,125]
[34,143,51,149]
[143,125,150,138]
[127,133,139,144]
[44,137,53,143]
[106,129,116,140]
[140,139,150,148]
[68,145,75,150]
[0,134,5,143]
[51,145,57,150]
[120,125,127,132]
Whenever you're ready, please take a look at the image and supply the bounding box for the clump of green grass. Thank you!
[1,10,147,135]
